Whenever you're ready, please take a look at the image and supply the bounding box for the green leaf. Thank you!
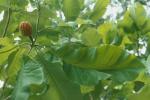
[97,22,116,44]
[0,37,17,65]
[7,48,26,78]
[76,18,94,25]
[129,3,147,28]
[118,11,134,33]
[36,53,83,100]
[146,56,150,74]
[37,28,60,46]
[12,56,46,100]
[82,27,100,46]
[55,43,145,82]
[0,0,10,7]
[78,0,85,10]
[90,0,110,22]
[128,85,150,100]
[142,19,150,34]
[80,85,95,94]
[55,43,144,70]
[0,0,28,9]
[11,0,28,9]
[103,67,144,83]
[62,0,81,21]
[63,63,110,85]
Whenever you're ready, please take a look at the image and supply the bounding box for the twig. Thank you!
[28,3,40,54]
[34,3,40,43]
[2,8,11,37]
[28,36,35,54]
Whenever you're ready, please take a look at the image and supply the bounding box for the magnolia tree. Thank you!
[0,0,150,100]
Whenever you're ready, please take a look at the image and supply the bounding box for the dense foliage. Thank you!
[0,0,150,100]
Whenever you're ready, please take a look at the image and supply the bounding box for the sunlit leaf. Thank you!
[90,0,110,22]
[55,43,144,70]
[0,37,17,65]
[129,3,147,28]
[97,22,116,44]
[7,48,26,78]
[118,11,134,33]
[82,27,100,46]
[62,0,81,21]
[55,43,145,82]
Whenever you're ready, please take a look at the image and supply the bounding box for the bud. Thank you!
[19,21,32,36]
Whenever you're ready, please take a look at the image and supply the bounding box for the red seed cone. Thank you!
[19,21,32,36]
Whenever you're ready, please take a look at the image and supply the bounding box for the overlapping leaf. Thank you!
[35,53,83,100]
[12,56,46,100]
[56,43,144,70]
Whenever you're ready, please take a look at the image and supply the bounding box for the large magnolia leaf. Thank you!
[90,0,110,22]
[12,56,46,100]
[55,43,144,70]
[62,0,81,21]
[0,38,17,65]
[103,68,143,83]
[35,53,83,100]
[63,63,110,85]
[55,43,145,82]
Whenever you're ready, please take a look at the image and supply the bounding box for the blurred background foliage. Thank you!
[0,0,150,100]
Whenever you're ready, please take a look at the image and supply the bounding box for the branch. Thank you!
[34,3,40,43]
[2,8,11,38]
[28,3,40,54]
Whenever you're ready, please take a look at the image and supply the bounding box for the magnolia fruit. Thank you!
[19,21,32,36]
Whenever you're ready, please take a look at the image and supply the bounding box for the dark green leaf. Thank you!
[12,56,46,100]
[35,52,83,100]
[63,63,110,85]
